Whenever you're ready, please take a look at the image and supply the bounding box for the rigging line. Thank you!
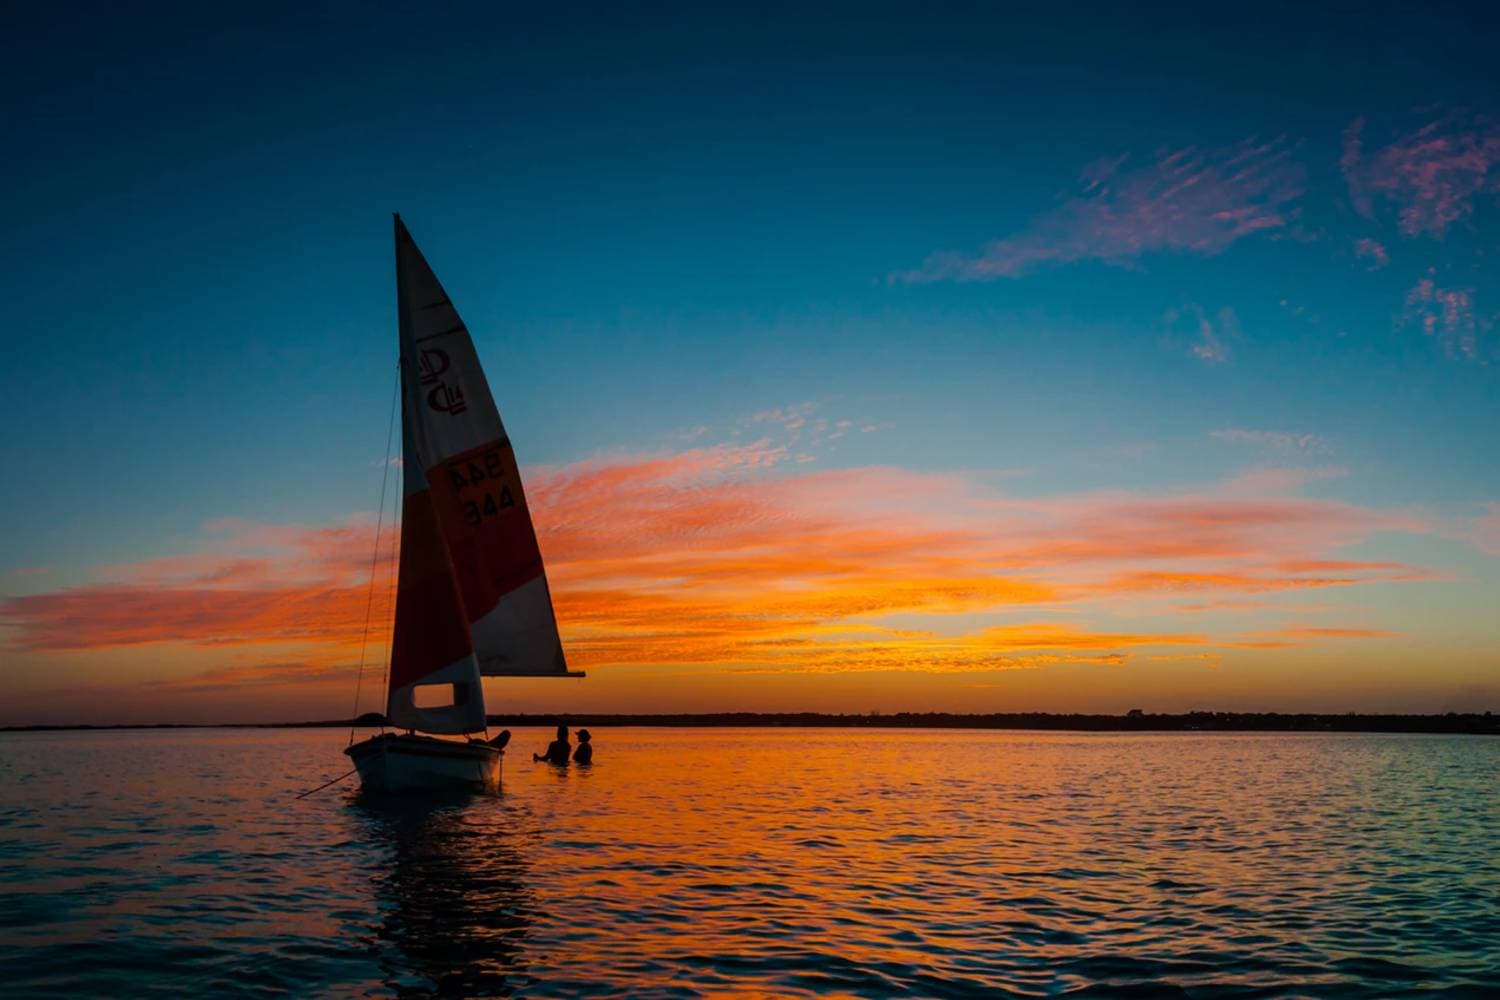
[294,767,359,799]
[349,362,401,746]
[377,432,402,730]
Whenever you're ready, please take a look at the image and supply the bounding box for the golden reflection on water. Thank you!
[0,727,1496,996]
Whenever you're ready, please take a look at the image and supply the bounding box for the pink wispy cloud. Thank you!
[1213,466,1348,495]
[896,137,1305,282]
[1164,304,1239,364]
[1352,237,1389,270]
[1211,429,1330,455]
[739,401,861,455]
[748,402,816,432]
[1402,271,1482,360]
[1343,113,1500,238]
[1469,502,1500,556]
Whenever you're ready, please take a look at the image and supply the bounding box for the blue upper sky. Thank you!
[2,3,1498,714]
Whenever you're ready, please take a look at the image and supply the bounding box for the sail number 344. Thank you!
[447,449,517,526]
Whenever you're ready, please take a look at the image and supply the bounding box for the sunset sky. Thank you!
[3,3,1499,723]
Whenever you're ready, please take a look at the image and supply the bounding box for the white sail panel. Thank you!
[394,223,507,464]
[386,651,487,734]
[471,577,570,675]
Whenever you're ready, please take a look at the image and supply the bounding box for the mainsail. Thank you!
[391,216,577,679]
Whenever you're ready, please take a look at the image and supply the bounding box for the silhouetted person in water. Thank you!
[534,724,571,765]
[573,729,593,765]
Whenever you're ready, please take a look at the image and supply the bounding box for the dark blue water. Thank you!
[1,728,1496,997]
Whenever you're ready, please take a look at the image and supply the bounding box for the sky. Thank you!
[2,2,1499,724]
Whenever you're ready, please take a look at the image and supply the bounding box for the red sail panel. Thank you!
[425,440,545,623]
[385,409,487,734]
[385,427,487,733]
[387,486,474,695]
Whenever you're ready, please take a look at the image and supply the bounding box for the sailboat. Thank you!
[346,216,582,793]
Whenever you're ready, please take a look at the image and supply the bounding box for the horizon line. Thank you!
[4,709,1496,736]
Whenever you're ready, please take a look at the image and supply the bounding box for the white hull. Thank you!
[346,733,502,793]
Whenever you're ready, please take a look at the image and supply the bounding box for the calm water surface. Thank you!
[1,728,1496,997]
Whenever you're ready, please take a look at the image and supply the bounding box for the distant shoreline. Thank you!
[3,711,1496,735]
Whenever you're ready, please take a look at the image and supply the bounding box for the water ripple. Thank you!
[1,728,1497,996]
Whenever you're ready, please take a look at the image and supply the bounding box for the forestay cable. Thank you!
[348,363,400,745]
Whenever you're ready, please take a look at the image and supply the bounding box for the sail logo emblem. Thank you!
[428,383,467,415]
[418,348,467,416]
[417,349,450,384]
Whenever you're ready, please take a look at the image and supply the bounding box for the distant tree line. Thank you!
[7,710,1496,734]
[473,710,1499,734]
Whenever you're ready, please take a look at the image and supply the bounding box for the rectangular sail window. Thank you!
[412,684,457,709]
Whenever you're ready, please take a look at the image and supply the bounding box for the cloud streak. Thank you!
[1,516,391,654]
[1343,113,1500,238]
[897,138,1305,282]
[1468,502,1500,556]
[1165,304,1240,364]
[1211,429,1330,455]
[1,438,1446,687]
[1352,237,1389,269]
[1402,271,1481,360]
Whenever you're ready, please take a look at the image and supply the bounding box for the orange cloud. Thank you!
[1260,626,1404,640]
[973,624,1206,649]
[1089,570,1361,595]
[732,650,1132,675]
[2,516,396,654]
[0,442,1447,694]
[154,655,358,692]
